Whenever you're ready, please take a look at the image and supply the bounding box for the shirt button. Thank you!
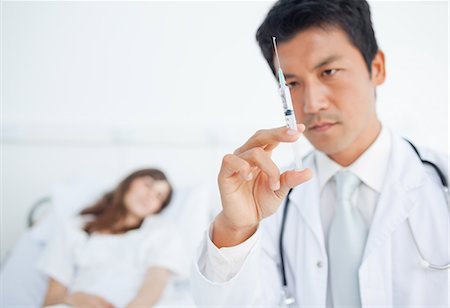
[316,261,323,268]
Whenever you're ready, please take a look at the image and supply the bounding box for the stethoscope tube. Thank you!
[279,188,295,306]
[404,139,450,271]
[278,139,450,305]
[404,139,448,188]
[279,188,293,289]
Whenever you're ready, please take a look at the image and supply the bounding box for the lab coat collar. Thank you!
[315,125,391,193]
[348,126,391,193]
[315,151,340,192]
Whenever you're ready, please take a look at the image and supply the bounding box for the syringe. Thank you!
[272,37,304,170]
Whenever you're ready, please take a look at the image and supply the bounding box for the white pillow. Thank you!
[165,182,221,259]
[31,175,114,243]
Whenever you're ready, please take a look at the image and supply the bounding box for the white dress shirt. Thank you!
[200,126,392,306]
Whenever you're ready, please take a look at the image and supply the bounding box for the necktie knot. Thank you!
[335,170,360,203]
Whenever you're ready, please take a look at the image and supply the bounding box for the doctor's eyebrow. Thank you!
[282,55,343,79]
[313,55,343,70]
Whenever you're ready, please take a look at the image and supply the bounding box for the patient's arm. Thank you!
[125,266,172,307]
[43,278,113,308]
[65,292,114,308]
[42,278,68,306]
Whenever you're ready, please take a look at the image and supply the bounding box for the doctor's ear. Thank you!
[371,50,386,86]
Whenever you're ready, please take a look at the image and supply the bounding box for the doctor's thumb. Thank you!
[277,168,313,197]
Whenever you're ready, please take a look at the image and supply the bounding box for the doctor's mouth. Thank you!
[308,121,338,133]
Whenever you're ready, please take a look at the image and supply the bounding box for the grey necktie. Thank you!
[328,170,367,307]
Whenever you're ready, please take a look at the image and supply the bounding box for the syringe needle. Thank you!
[272,36,281,71]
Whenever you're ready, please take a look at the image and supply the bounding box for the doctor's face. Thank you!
[276,27,385,162]
[123,176,171,219]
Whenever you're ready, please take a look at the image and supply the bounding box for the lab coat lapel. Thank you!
[361,133,426,265]
[358,133,428,306]
[288,154,326,255]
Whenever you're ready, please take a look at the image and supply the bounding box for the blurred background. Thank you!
[1,0,448,264]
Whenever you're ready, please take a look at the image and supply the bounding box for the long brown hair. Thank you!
[80,168,173,234]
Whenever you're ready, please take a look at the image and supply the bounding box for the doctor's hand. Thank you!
[213,125,312,248]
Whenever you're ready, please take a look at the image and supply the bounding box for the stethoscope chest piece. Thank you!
[279,286,295,307]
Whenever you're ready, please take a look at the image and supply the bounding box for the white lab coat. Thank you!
[191,133,449,307]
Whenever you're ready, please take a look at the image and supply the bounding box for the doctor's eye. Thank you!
[321,69,338,77]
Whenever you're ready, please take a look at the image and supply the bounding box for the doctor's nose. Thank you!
[302,84,329,114]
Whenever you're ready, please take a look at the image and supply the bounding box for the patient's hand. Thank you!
[124,267,172,307]
[66,292,115,308]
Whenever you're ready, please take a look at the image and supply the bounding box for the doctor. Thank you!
[191,0,449,307]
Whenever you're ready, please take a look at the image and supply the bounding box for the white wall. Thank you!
[1,0,448,262]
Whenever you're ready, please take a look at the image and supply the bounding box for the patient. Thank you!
[38,168,185,308]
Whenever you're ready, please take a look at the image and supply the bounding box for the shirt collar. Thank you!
[315,125,392,193]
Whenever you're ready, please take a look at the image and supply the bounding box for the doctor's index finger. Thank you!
[219,153,252,180]
[233,124,305,156]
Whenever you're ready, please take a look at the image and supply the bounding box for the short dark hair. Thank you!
[256,0,379,75]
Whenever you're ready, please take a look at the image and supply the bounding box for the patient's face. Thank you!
[123,176,170,218]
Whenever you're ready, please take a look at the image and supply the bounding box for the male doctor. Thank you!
[191,0,449,307]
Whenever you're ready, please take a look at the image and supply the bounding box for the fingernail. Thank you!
[272,181,280,191]
[246,172,253,181]
[297,123,306,131]
[287,129,298,136]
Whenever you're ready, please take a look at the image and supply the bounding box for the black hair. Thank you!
[256,0,379,75]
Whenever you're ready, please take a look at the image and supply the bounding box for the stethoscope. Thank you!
[278,140,450,307]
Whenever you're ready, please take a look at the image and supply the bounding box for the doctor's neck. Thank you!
[328,118,382,167]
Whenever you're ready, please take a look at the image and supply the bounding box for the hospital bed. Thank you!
[0,175,220,307]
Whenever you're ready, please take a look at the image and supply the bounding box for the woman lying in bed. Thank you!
[38,168,185,308]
